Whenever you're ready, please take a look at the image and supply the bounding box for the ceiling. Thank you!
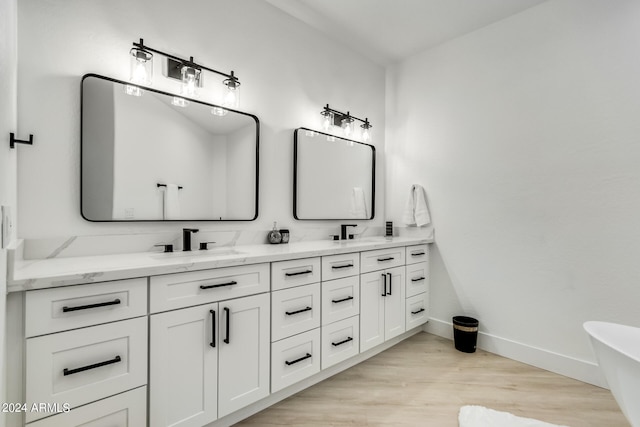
[266,0,547,65]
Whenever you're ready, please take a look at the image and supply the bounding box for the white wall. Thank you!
[0,0,18,421]
[17,0,385,241]
[387,0,640,384]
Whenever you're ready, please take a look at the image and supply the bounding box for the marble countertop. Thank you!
[8,236,432,292]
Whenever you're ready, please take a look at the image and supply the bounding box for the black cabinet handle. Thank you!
[200,281,237,290]
[381,273,387,297]
[411,252,425,257]
[331,264,354,270]
[377,257,394,262]
[223,307,230,344]
[63,355,121,376]
[331,337,353,347]
[285,270,313,277]
[332,296,353,304]
[286,306,312,316]
[210,309,216,348]
[411,277,425,282]
[411,308,426,315]
[387,273,392,296]
[285,353,312,366]
[62,298,121,313]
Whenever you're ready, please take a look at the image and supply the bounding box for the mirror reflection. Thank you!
[294,128,375,220]
[81,74,259,221]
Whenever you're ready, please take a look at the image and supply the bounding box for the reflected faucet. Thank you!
[182,228,199,251]
[340,224,357,240]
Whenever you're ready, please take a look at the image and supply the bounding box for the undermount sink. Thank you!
[151,248,243,258]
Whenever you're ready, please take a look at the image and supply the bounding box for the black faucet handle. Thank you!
[154,244,174,253]
[199,241,216,250]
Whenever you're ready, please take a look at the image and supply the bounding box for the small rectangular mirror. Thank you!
[294,128,375,220]
[81,74,259,221]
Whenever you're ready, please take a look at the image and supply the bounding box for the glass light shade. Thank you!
[222,80,240,110]
[321,110,334,132]
[181,66,200,97]
[341,117,355,138]
[129,48,152,85]
[361,123,373,143]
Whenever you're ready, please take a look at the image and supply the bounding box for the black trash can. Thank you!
[452,316,479,353]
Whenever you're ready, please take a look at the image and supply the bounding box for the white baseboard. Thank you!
[424,318,608,388]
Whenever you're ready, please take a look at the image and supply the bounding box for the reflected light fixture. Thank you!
[319,104,373,142]
[127,38,242,111]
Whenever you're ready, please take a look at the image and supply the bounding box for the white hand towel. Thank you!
[350,187,368,219]
[163,184,181,220]
[402,184,431,227]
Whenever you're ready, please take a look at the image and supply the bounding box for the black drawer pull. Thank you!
[200,281,237,290]
[62,299,121,313]
[285,270,313,277]
[63,355,121,376]
[377,257,394,262]
[411,252,426,257]
[411,308,426,315]
[411,277,425,282]
[332,337,353,347]
[285,353,312,366]
[332,264,354,270]
[223,307,230,344]
[286,306,312,316]
[332,296,353,304]
[210,309,216,348]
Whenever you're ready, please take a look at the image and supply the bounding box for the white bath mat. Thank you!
[459,405,570,427]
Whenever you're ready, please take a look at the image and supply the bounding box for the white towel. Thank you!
[162,184,181,220]
[350,187,368,219]
[402,184,431,227]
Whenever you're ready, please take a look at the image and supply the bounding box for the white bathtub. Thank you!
[584,321,640,427]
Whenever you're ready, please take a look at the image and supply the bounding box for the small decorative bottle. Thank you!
[267,221,282,244]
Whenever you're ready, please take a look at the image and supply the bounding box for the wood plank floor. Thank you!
[238,332,628,426]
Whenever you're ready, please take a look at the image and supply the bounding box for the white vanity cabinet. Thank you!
[149,265,271,427]
[405,244,430,330]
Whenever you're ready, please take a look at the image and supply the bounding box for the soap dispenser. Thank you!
[267,222,282,244]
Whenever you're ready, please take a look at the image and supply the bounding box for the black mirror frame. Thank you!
[293,127,376,221]
[80,73,259,222]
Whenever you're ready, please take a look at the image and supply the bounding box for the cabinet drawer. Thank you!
[271,257,320,291]
[406,262,429,298]
[272,283,321,342]
[321,316,359,369]
[25,278,147,337]
[360,247,405,273]
[27,386,147,427]
[271,328,321,393]
[25,317,147,423]
[321,252,360,281]
[406,244,429,265]
[406,292,429,330]
[321,276,359,325]
[150,263,269,312]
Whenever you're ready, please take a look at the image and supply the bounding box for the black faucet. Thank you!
[182,228,199,251]
[340,224,357,240]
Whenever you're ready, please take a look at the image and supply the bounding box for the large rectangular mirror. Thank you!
[294,128,375,220]
[81,74,259,221]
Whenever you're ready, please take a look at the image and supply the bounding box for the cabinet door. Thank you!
[359,271,385,352]
[384,266,406,341]
[218,293,270,418]
[150,304,218,427]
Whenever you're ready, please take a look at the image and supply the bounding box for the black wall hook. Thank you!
[9,133,34,149]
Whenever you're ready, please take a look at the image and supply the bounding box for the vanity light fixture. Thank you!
[320,104,373,142]
[127,38,241,110]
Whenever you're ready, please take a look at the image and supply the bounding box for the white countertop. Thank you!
[8,236,432,292]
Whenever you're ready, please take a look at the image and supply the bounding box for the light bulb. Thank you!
[222,80,240,110]
[181,66,200,98]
